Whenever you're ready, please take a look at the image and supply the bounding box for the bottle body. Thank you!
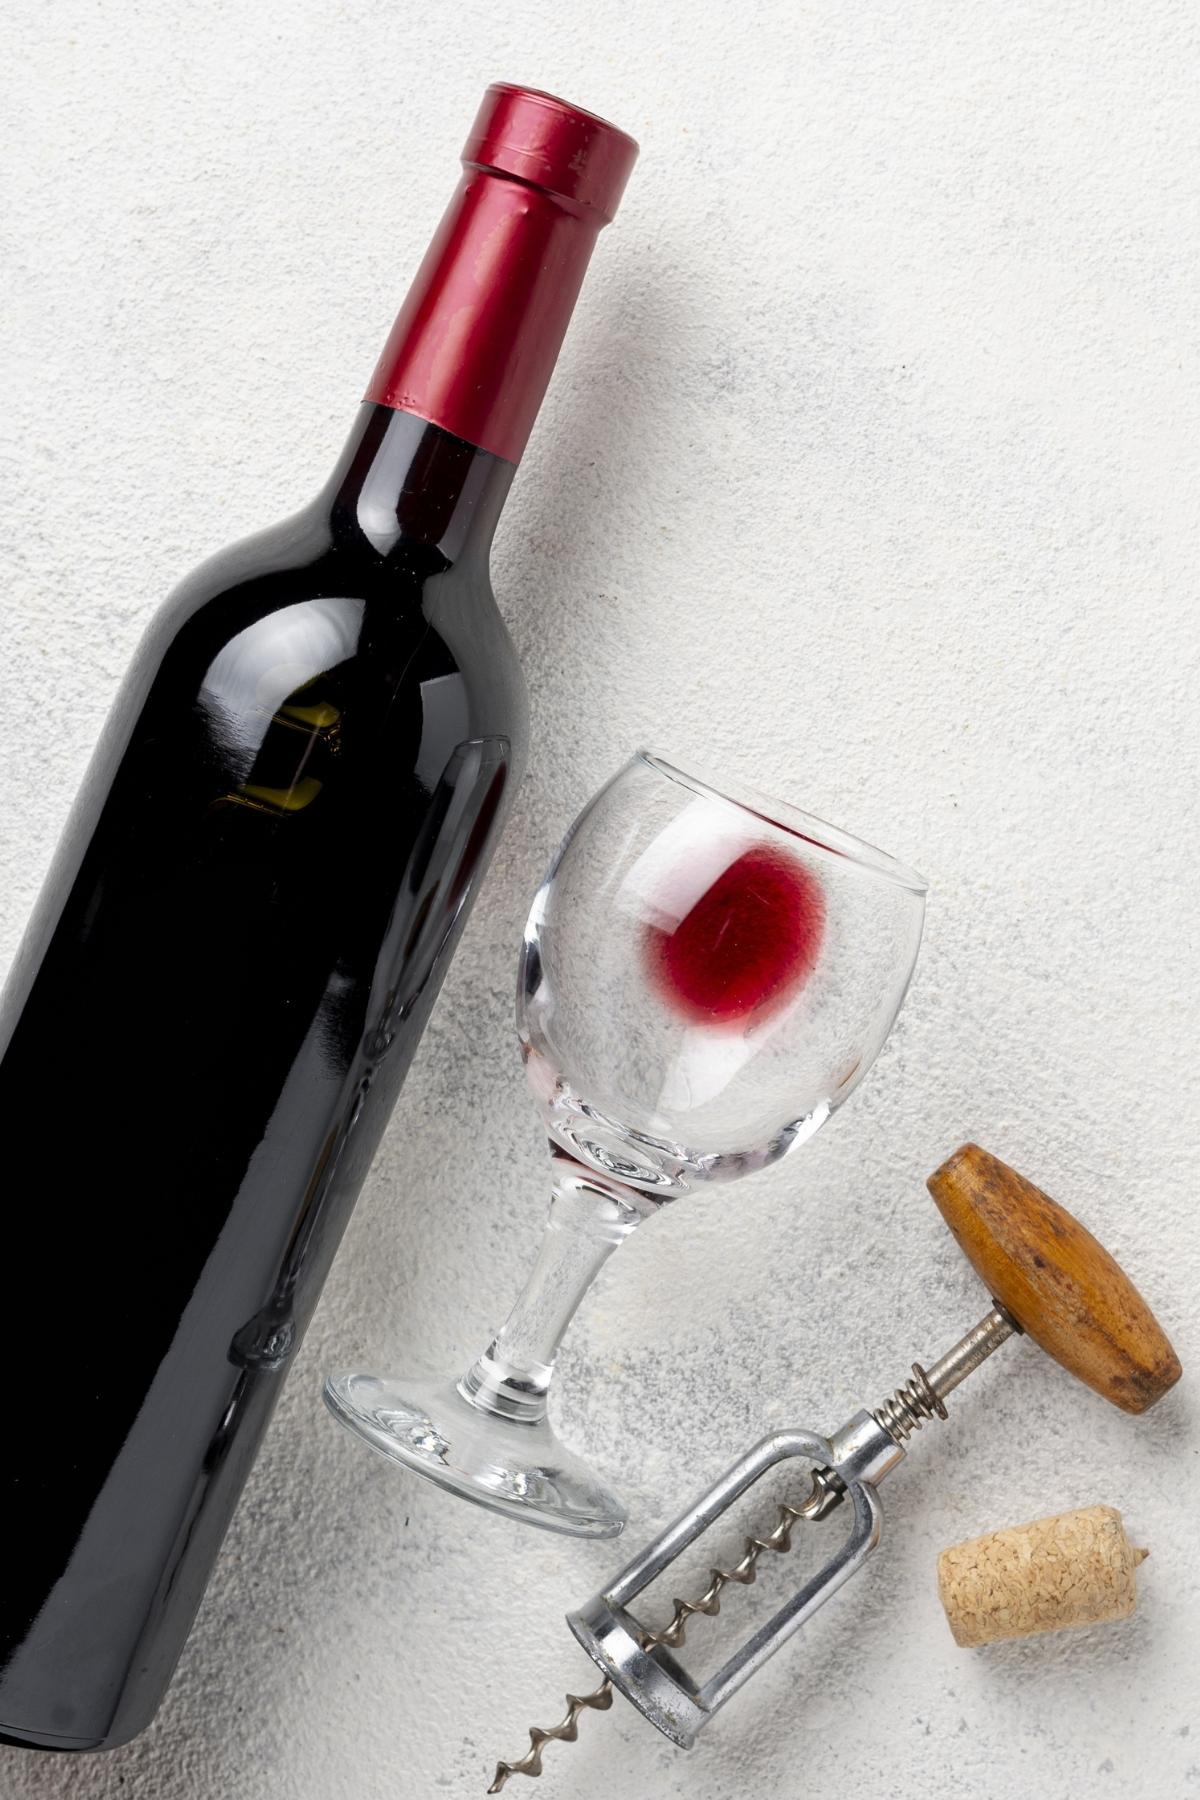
[0,405,526,1748]
[0,79,636,1752]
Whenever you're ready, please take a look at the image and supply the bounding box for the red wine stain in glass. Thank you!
[646,844,825,1029]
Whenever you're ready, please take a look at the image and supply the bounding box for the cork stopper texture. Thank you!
[937,1504,1148,1647]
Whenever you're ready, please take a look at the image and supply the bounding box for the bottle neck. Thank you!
[324,403,515,564]
[364,167,608,465]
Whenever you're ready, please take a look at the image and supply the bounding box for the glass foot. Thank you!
[322,1371,628,1539]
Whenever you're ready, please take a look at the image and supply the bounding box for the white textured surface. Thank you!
[2,2,1198,1796]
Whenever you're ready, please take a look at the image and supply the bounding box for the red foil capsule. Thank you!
[365,84,638,464]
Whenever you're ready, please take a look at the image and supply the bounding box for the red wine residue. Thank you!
[645,844,825,1029]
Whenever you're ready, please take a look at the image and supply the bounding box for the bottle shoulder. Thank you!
[119,509,524,773]
[154,503,389,636]
[149,508,509,670]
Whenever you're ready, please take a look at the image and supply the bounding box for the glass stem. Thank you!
[458,1148,658,1425]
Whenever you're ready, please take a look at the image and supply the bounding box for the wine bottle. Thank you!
[0,84,637,1753]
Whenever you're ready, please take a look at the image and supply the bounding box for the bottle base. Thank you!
[0,1721,112,1753]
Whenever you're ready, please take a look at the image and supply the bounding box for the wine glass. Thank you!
[323,752,926,1537]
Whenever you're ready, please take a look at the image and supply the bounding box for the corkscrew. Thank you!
[489,1145,1180,1789]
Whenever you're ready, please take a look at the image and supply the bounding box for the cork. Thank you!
[937,1504,1148,1647]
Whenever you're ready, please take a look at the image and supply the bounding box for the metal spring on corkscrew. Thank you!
[872,1363,948,1444]
[487,1467,843,1791]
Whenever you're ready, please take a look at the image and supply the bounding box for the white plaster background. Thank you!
[2,2,1198,1796]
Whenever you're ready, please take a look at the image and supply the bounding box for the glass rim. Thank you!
[638,751,929,893]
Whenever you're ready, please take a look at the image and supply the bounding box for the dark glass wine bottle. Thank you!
[0,84,636,1753]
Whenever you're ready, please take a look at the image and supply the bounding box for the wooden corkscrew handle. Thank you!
[927,1144,1181,1414]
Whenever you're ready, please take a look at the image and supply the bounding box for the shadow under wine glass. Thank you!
[324,752,926,1537]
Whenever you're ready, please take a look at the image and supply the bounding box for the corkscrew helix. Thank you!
[488,1145,1180,1790]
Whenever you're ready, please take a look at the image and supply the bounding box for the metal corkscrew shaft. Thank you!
[874,1305,1017,1442]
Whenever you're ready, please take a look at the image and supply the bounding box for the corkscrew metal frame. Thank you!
[490,1145,1181,1788]
[567,1310,1010,1751]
